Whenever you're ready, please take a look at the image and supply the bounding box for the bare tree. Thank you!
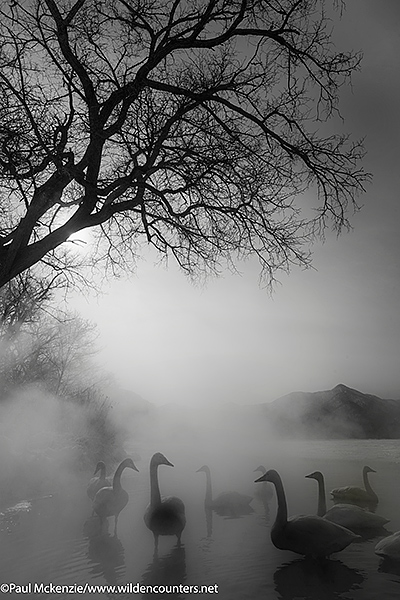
[0,0,368,289]
[0,272,99,394]
[0,271,58,339]
[36,314,100,395]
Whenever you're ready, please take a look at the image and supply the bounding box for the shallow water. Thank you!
[2,437,400,600]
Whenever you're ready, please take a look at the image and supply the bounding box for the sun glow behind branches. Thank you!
[66,229,92,254]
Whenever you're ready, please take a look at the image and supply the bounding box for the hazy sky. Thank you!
[67,0,400,407]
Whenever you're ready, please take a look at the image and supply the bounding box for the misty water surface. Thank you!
[2,425,400,600]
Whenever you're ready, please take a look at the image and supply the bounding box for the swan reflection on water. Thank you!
[87,533,125,585]
[141,546,186,599]
[83,517,125,585]
[198,506,214,554]
[198,506,213,540]
[83,515,106,538]
[274,557,365,600]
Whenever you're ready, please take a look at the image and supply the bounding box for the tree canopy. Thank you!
[0,0,368,289]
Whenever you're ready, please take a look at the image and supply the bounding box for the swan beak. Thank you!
[165,459,174,467]
[131,464,140,472]
[255,474,267,483]
[305,474,312,479]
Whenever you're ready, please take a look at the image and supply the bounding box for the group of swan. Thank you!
[87,457,261,544]
[87,453,185,546]
[305,470,389,531]
[91,458,139,535]
[255,469,361,558]
[87,457,397,561]
[255,465,392,559]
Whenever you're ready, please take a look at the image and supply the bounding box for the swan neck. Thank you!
[316,476,327,517]
[204,469,212,505]
[113,463,124,490]
[272,474,287,526]
[363,470,375,496]
[150,462,162,507]
[99,464,106,480]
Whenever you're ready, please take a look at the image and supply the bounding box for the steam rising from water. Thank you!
[2,380,390,515]
[0,386,107,508]
[3,385,400,600]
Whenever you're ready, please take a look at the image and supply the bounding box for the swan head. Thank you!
[196,465,210,474]
[254,469,279,484]
[363,465,376,474]
[120,457,139,472]
[305,471,323,481]
[151,452,174,468]
[93,461,106,475]
[253,465,266,474]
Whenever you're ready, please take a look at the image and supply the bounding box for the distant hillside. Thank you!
[106,383,400,440]
[256,384,400,439]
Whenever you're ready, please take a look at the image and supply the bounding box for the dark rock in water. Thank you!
[254,384,400,439]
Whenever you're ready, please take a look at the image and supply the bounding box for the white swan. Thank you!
[87,461,112,500]
[93,458,139,535]
[330,466,378,509]
[306,470,389,531]
[197,465,253,517]
[253,465,273,504]
[144,452,186,550]
[255,469,360,557]
[375,532,400,559]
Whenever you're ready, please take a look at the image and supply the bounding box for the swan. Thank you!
[330,466,379,509]
[87,462,112,500]
[255,469,360,557]
[306,471,389,531]
[93,458,138,535]
[375,532,400,559]
[196,465,253,517]
[253,465,273,504]
[144,452,186,550]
